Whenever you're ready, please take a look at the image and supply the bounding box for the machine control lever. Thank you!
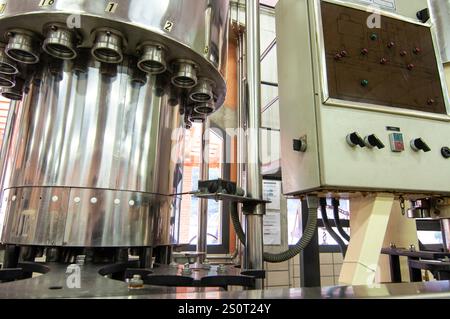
[410,138,431,152]
[365,134,385,149]
[441,147,450,159]
[346,132,365,148]
[293,136,307,153]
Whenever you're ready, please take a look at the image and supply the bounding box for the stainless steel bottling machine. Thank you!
[0,0,231,291]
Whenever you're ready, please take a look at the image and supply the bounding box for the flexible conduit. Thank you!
[230,200,319,263]
[332,198,350,242]
[320,199,347,257]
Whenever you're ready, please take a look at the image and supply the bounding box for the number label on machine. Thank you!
[38,0,55,7]
[164,20,174,32]
[105,2,119,13]
[0,3,6,15]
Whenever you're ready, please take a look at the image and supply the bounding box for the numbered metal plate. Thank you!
[105,2,119,13]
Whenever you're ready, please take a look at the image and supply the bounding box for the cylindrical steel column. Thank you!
[236,29,247,265]
[196,119,210,264]
[0,102,17,239]
[442,219,450,252]
[237,31,247,194]
[244,0,265,284]
[0,102,16,187]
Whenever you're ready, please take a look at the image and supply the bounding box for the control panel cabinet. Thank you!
[276,0,450,196]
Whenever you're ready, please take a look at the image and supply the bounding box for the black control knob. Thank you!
[346,132,365,148]
[416,8,430,23]
[365,134,385,149]
[410,138,431,152]
[293,138,307,153]
[442,147,450,159]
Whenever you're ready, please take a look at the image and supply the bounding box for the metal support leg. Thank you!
[340,194,394,285]
[154,246,172,265]
[244,213,265,289]
[3,245,20,269]
[408,257,423,282]
[388,255,402,283]
[244,0,265,290]
[300,199,320,287]
[196,119,210,265]
[442,219,450,252]
[236,26,247,270]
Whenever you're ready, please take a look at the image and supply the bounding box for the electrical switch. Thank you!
[389,133,405,152]
[293,137,307,153]
[442,147,450,159]
[410,138,431,152]
[364,134,385,149]
[346,132,365,148]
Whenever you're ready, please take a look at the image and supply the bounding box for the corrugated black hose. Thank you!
[320,198,347,257]
[332,198,350,242]
[230,197,319,263]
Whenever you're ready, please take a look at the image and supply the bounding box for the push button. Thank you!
[389,133,405,152]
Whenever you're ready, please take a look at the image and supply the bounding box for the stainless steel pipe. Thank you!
[42,23,78,60]
[0,43,18,75]
[172,59,198,88]
[244,0,265,287]
[5,29,40,64]
[442,219,450,252]
[137,43,167,75]
[91,29,124,64]
[196,119,210,264]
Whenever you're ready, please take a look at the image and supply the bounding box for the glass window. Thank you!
[417,231,443,245]
[260,0,278,7]
[179,123,224,246]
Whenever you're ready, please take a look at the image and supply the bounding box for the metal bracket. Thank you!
[193,192,269,216]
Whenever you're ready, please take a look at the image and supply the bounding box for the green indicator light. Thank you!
[370,33,378,40]
[361,80,369,87]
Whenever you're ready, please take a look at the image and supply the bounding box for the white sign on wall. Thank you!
[264,212,281,246]
[263,180,281,211]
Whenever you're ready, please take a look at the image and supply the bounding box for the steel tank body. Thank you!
[429,0,450,64]
[0,0,229,248]
[429,1,450,113]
